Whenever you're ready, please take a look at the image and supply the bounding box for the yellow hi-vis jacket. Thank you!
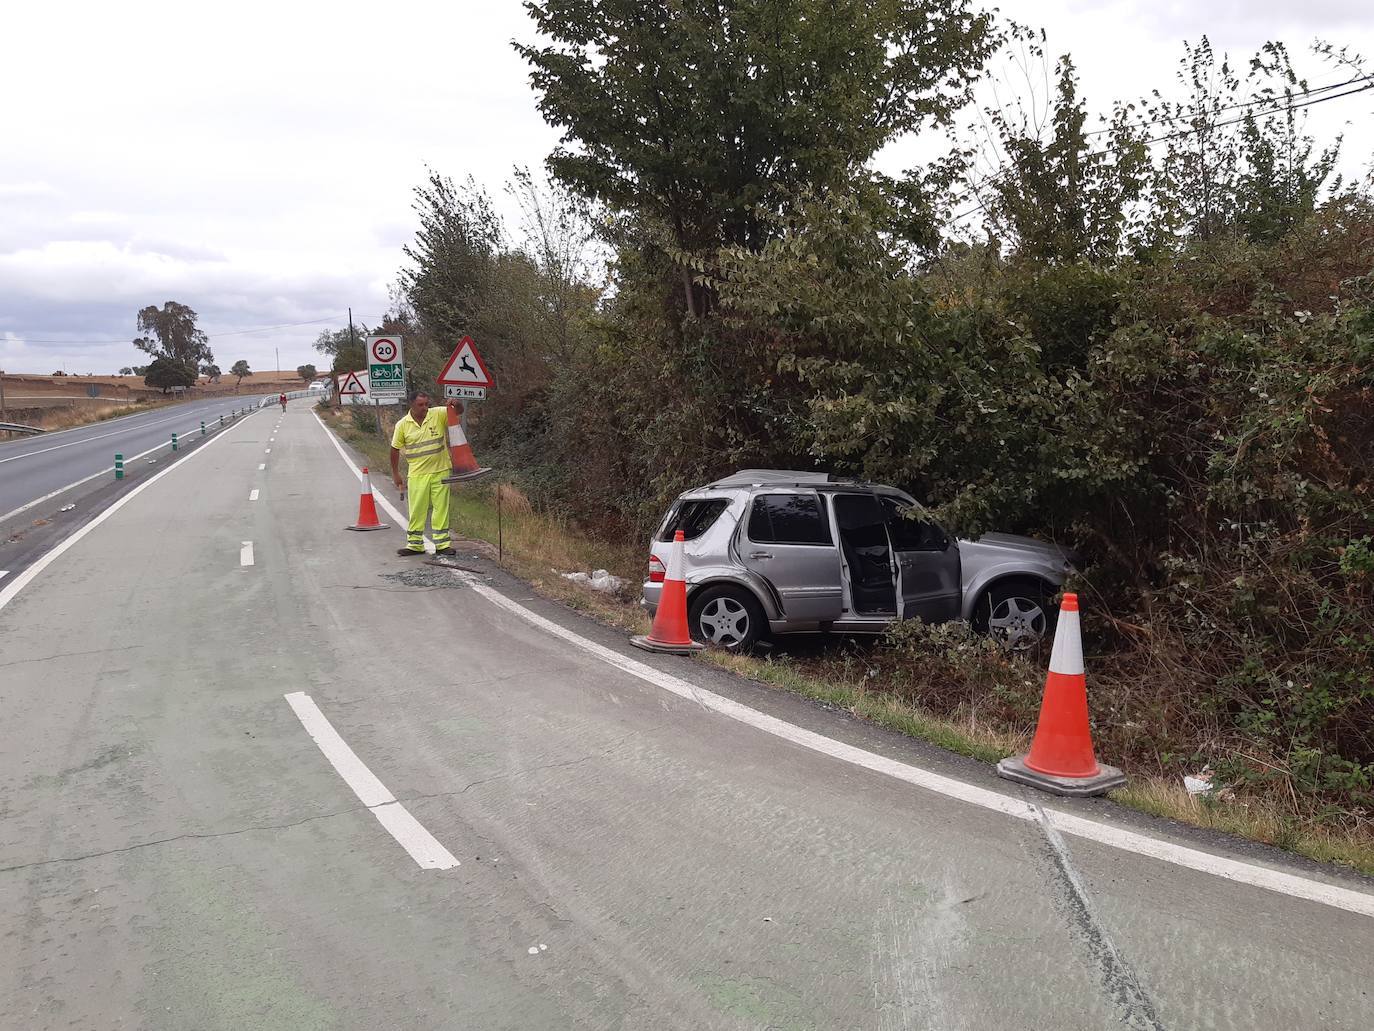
[391,407,452,478]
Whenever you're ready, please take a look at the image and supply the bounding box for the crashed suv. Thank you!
[641,470,1076,652]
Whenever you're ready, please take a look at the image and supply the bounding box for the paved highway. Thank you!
[0,393,277,528]
[1,398,1372,1029]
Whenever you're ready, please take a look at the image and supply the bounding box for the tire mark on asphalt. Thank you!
[1034,804,1167,1031]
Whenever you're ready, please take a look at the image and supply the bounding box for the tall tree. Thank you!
[401,172,502,339]
[143,357,197,394]
[297,363,317,383]
[133,301,214,369]
[517,0,995,314]
[230,359,252,386]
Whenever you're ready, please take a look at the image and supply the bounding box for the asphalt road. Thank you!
[0,393,277,529]
[2,398,1372,1029]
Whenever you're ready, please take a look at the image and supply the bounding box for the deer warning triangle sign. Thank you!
[437,336,494,388]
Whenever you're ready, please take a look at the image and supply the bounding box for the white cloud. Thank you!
[1,0,1371,374]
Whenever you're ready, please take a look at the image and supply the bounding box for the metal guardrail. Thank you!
[258,389,312,408]
[0,421,45,436]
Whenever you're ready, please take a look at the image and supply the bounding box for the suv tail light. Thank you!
[648,555,666,583]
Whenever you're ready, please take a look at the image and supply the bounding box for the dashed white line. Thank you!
[0,571,8,583]
[240,541,254,566]
[283,692,459,870]
[265,448,271,454]
[258,463,266,470]
[249,489,260,501]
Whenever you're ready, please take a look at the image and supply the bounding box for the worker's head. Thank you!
[407,390,430,421]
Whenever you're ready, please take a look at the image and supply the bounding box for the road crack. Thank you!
[0,802,373,875]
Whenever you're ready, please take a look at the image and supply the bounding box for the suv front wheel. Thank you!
[972,578,1057,652]
[689,585,767,652]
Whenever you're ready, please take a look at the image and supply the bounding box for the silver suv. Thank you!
[641,470,1076,651]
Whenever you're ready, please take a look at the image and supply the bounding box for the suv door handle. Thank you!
[749,551,774,560]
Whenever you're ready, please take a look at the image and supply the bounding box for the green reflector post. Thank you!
[114,452,124,480]
[171,432,179,452]
[200,420,206,436]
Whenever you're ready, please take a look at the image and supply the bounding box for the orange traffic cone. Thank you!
[631,530,704,655]
[345,467,389,531]
[440,401,491,482]
[996,593,1125,796]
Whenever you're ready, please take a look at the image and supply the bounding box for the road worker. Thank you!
[279,392,287,411]
[390,389,456,557]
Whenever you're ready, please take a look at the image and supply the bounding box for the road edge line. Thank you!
[452,571,1374,920]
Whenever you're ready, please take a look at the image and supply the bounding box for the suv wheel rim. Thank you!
[699,597,749,647]
[988,596,1046,651]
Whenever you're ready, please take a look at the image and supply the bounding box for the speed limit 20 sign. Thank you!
[366,335,405,401]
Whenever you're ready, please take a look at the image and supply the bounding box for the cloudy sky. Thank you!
[3,1,1371,376]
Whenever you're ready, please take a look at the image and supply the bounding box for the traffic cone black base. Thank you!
[629,635,704,656]
[441,467,492,483]
[996,754,1125,797]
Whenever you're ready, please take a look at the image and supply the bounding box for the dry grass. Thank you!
[320,407,1374,874]
[1112,778,1374,876]
[31,399,162,431]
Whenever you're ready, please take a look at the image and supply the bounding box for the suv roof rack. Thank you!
[708,469,832,488]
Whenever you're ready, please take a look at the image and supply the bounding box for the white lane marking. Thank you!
[311,411,433,553]
[264,448,271,454]
[258,463,266,470]
[0,410,194,464]
[0,410,260,527]
[0,400,254,465]
[270,437,275,442]
[249,489,260,501]
[240,541,254,566]
[310,404,1374,916]
[451,571,1374,920]
[283,692,459,870]
[0,410,255,614]
[0,571,8,582]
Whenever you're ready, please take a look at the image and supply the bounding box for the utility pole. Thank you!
[0,369,6,421]
[341,308,356,410]
[275,347,280,377]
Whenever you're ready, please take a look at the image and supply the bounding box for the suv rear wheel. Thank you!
[689,585,766,652]
[973,578,1057,652]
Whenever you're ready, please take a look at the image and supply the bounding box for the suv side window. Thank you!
[748,493,832,545]
[881,496,948,551]
[658,498,729,542]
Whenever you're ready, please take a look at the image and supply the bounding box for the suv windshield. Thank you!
[658,497,730,542]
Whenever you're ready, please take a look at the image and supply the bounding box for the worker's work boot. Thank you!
[397,547,424,557]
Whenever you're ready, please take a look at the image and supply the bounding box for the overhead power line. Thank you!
[9,315,356,346]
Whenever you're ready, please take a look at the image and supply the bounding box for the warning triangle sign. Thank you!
[437,336,494,388]
[338,370,367,396]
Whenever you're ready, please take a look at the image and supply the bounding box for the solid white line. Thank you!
[311,411,433,553]
[249,489,260,501]
[258,463,266,470]
[451,570,1374,920]
[240,541,254,566]
[283,692,459,870]
[0,410,257,527]
[0,409,257,614]
[307,401,1374,916]
[0,571,7,582]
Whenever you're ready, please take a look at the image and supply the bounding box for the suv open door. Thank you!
[881,496,960,622]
